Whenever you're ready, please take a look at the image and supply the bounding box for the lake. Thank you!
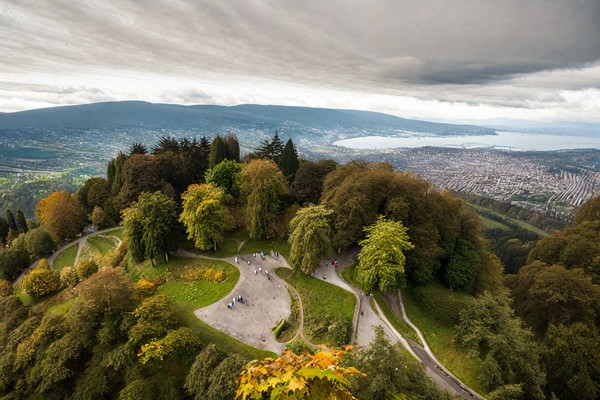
[333,131,600,151]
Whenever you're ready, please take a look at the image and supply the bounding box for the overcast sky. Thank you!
[1,0,599,123]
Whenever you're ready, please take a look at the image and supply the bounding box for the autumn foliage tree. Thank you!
[180,183,228,251]
[35,191,86,242]
[288,205,333,274]
[236,347,363,400]
[22,259,60,297]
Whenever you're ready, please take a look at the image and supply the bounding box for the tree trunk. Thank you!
[213,240,218,252]
[150,257,156,267]
[165,251,169,262]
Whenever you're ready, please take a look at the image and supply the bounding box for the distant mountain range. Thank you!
[0,101,495,139]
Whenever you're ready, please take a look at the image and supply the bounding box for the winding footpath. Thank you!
[12,226,123,288]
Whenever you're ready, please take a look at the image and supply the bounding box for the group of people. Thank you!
[227,295,245,310]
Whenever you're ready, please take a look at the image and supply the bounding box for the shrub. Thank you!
[76,259,99,280]
[59,266,79,288]
[327,316,352,346]
[23,267,60,297]
[134,278,162,296]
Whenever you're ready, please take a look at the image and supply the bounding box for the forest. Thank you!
[0,132,598,399]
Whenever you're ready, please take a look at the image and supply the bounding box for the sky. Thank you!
[1,0,599,123]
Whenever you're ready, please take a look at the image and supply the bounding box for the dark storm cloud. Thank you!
[0,0,599,119]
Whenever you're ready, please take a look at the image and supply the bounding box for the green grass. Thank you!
[277,286,300,342]
[478,215,510,230]
[52,244,78,270]
[87,235,118,256]
[126,255,198,281]
[339,263,368,292]
[158,259,239,308]
[14,287,34,306]
[197,238,240,258]
[401,288,486,395]
[276,268,355,346]
[240,237,291,259]
[373,291,421,345]
[47,298,75,315]
[108,227,124,240]
[468,203,549,237]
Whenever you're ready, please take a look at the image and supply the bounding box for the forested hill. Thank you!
[0,101,494,136]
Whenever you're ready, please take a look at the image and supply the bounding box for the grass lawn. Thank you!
[276,268,355,346]
[52,244,78,270]
[108,227,124,240]
[467,203,549,237]
[240,237,291,259]
[478,215,510,230]
[14,287,34,306]
[47,298,75,315]
[339,263,369,292]
[87,235,118,256]
[127,255,271,360]
[196,238,240,258]
[401,288,486,395]
[373,291,421,345]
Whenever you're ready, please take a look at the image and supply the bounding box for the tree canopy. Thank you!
[356,216,414,292]
[288,205,333,274]
[180,183,228,251]
[35,191,86,242]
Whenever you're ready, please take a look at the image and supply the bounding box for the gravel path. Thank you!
[178,250,292,354]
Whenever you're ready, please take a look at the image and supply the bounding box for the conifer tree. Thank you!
[6,209,18,232]
[209,135,229,168]
[16,209,28,234]
[224,133,240,162]
[129,142,147,155]
[279,138,299,177]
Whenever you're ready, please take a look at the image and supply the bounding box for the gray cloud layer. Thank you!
[1,0,599,121]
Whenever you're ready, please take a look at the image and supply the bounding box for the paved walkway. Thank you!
[12,226,123,288]
[177,250,292,354]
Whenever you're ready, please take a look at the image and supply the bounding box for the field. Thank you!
[467,203,549,237]
[401,286,486,394]
[87,234,119,256]
[52,244,78,270]
[276,268,355,346]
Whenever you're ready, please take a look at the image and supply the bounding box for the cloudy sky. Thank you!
[1,0,599,123]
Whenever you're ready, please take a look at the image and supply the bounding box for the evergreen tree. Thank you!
[6,210,17,232]
[279,138,299,177]
[152,136,180,155]
[16,209,28,234]
[224,133,240,162]
[0,216,9,244]
[209,135,229,168]
[128,142,147,155]
[110,152,128,195]
[257,131,285,164]
[199,136,211,170]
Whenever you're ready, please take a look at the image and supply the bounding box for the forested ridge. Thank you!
[0,133,597,399]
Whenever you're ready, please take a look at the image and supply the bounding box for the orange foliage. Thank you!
[35,191,86,242]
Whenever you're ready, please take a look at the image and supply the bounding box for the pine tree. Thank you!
[16,209,28,234]
[279,138,299,177]
[129,143,147,155]
[209,135,229,168]
[270,131,285,164]
[6,209,17,231]
[224,133,240,162]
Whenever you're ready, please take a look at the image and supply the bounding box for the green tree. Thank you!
[506,262,600,336]
[129,142,147,155]
[225,133,240,162]
[0,216,9,244]
[24,227,55,259]
[279,138,299,177]
[289,159,337,205]
[186,344,225,399]
[457,291,545,399]
[357,216,414,291]
[123,206,146,263]
[0,249,29,281]
[180,184,228,251]
[288,205,332,274]
[76,259,98,280]
[205,159,242,199]
[128,295,177,348]
[256,131,285,164]
[209,135,229,168]
[6,209,18,231]
[444,239,480,291]
[16,209,28,234]
[206,354,246,400]
[240,159,288,239]
[541,323,600,400]
[574,194,600,224]
[127,191,178,266]
[347,326,448,400]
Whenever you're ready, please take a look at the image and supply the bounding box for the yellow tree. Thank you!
[240,159,288,239]
[236,347,363,400]
[288,205,333,274]
[180,183,228,251]
[35,191,86,242]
